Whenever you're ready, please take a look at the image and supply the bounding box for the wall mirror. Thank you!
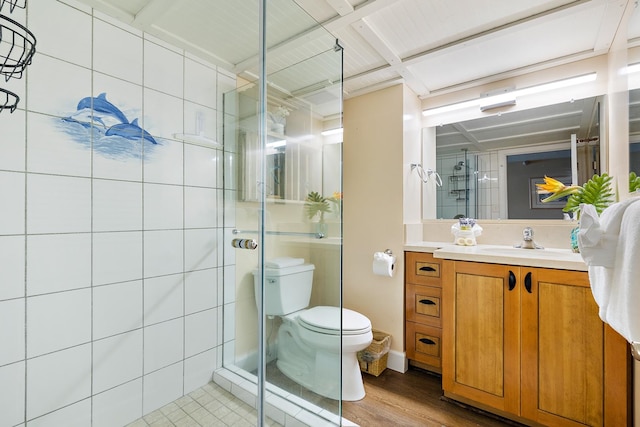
[434,95,602,220]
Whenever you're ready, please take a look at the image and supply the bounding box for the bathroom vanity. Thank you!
[404,245,631,427]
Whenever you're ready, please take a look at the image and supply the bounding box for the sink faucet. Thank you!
[517,227,543,249]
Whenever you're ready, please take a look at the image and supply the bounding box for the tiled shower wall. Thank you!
[0,1,235,425]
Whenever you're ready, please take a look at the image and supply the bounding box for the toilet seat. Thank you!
[298,306,371,336]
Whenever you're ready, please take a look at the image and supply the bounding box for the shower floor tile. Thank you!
[127,381,283,427]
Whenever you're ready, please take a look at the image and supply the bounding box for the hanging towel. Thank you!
[579,197,640,345]
[264,257,305,268]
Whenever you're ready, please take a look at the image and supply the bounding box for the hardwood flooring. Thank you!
[343,367,523,427]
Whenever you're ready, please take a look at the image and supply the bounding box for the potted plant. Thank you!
[305,191,331,235]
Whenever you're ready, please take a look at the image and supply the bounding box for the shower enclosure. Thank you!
[221,1,345,424]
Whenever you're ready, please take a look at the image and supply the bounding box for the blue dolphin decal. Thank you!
[106,118,157,145]
[77,93,129,124]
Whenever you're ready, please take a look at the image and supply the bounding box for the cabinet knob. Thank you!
[419,266,436,272]
[419,299,436,305]
[524,272,532,293]
[419,338,436,345]
[508,270,516,291]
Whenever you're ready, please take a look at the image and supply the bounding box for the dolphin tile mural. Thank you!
[60,92,159,160]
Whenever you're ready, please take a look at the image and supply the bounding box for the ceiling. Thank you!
[74,0,638,151]
[74,0,636,99]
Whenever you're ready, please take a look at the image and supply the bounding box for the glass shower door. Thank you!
[222,2,344,422]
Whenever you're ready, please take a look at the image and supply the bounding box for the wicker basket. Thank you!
[358,330,391,376]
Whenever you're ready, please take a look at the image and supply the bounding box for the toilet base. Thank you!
[276,323,366,401]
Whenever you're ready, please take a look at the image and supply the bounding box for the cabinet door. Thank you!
[521,268,604,427]
[442,261,521,414]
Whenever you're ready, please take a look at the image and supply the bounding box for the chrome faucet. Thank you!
[516,227,543,249]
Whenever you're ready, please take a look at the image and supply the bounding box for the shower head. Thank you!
[454,161,465,170]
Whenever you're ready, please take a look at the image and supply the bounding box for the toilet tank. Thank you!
[253,263,315,315]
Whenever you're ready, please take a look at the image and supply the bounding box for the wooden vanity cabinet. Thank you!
[405,252,443,373]
[442,260,630,427]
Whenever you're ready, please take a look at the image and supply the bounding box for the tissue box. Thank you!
[357,330,391,376]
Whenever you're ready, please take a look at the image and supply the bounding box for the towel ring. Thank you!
[411,163,442,186]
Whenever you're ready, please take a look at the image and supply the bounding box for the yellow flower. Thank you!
[332,191,343,200]
[535,176,581,203]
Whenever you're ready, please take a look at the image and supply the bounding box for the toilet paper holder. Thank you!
[384,249,393,256]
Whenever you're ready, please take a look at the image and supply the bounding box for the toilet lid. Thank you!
[298,306,371,336]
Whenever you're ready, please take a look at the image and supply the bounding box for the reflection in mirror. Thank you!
[630,88,640,175]
[435,96,601,220]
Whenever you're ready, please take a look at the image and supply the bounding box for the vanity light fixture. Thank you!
[422,72,597,117]
[321,127,343,136]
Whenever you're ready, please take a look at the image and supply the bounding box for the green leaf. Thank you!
[304,191,331,220]
[630,172,640,193]
[563,173,613,215]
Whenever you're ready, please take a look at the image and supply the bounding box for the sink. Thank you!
[474,246,570,258]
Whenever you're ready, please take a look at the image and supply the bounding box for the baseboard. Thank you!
[386,349,408,373]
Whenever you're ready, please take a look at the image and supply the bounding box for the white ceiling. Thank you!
[74,0,636,99]
[74,0,638,152]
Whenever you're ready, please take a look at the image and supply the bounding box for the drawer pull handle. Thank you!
[419,338,436,345]
[419,266,436,272]
[508,270,516,291]
[525,271,532,293]
[419,299,436,305]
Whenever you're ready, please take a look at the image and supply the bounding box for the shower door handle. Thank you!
[231,238,258,250]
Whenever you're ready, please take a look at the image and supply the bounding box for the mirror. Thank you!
[435,96,601,220]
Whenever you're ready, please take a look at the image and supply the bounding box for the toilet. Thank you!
[253,259,373,401]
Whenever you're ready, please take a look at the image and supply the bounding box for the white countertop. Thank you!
[404,241,587,271]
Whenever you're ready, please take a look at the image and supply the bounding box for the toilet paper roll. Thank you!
[372,252,395,277]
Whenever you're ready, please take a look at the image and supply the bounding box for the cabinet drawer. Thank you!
[406,283,441,327]
[406,322,441,370]
[406,252,441,286]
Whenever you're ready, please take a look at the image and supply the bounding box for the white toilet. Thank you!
[253,259,373,401]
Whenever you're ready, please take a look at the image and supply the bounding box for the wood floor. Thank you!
[342,367,523,427]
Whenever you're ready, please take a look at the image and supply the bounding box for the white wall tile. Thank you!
[27,399,91,427]
[143,230,184,277]
[184,349,215,394]
[27,112,92,177]
[93,19,143,85]
[143,319,183,374]
[0,108,26,172]
[143,40,183,97]
[0,171,25,235]
[0,236,25,301]
[93,330,143,394]
[27,233,91,296]
[142,362,183,415]
[184,268,217,315]
[184,144,217,188]
[29,0,91,68]
[143,139,184,185]
[223,302,235,345]
[92,379,143,427]
[143,88,183,140]
[27,174,91,234]
[143,183,183,230]
[185,309,216,358]
[185,59,216,108]
[184,228,217,272]
[0,299,25,366]
[93,180,143,232]
[93,281,143,340]
[184,102,217,143]
[144,274,184,326]
[26,344,91,419]
[27,55,91,118]
[27,289,91,358]
[93,232,143,286]
[184,186,217,229]
[0,361,25,427]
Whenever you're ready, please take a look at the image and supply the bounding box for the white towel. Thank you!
[578,201,629,267]
[264,257,304,268]
[580,197,640,344]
